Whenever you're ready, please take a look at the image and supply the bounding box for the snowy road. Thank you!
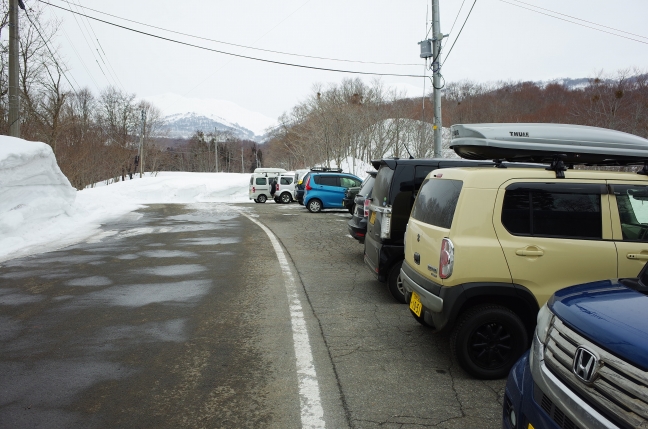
[0,202,505,428]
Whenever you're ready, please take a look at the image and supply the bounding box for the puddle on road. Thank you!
[139,250,198,258]
[66,276,113,287]
[61,280,212,308]
[179,237,240,246]
[0,291,44,306]
[116,254,139,260]
[138,264,207,277]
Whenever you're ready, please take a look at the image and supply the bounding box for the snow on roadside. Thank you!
[0,137,254,263]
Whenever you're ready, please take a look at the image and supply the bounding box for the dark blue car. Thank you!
[503,262,648,429]
[303,172,362,213]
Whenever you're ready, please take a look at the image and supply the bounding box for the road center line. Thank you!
[240,212,326,429]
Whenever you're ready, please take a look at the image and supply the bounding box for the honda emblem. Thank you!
[572,346,599,384]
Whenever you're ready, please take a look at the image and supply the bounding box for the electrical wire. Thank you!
[441,0,478,67]
[506,0,648,41]
[23,9,79,95]
[497,0,648,45]
[37,0,425,79]
[448,0,468,37]
[67,0,126,90]
[40,0,421,67]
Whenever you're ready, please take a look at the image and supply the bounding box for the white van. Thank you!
[274,171,296,204]
[249,168,286,203]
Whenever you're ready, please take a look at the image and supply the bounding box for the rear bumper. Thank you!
[363,235,403,282]
[347,217,367,242]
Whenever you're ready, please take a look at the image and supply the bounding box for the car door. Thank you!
[313,175,341,207]
[340,176,362,207]
[255,176,269,196]
[493,180,617,306]
[608,181,648,277]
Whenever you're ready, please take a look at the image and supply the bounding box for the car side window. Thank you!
[502,183,605,240]
[316,175,339,186]
[612,184,648,241]
[340,177,359,188]
[414,166,435,195]
[280,177,293,185]
[256,178,266,185]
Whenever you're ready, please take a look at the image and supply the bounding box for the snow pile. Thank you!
[0,137,77,258]
[328,157,376,177]
[0,136,257,262]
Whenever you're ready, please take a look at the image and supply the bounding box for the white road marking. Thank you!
[240,212,326,429]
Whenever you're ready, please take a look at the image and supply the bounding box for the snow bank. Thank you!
[328,156,376,178]
[0,136,256,262]
[0,137,77,260]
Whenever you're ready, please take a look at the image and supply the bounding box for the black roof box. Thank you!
[450,123,648,165]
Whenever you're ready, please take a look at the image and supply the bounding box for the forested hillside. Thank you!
[264,71,648,170]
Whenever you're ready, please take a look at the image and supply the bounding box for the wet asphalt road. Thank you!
[0,202,506,428]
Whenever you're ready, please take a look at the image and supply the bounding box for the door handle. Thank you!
[627,253,648,260]
[516,247,544,257]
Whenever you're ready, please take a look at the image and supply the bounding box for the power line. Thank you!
[498,0,648,45]
[67,0,127,90]
[23,9,79,95]
[448,0,468,37]
[507,0,648,41]
[41,0,421,68]
[37,0,425,79]
[442,0,478,66]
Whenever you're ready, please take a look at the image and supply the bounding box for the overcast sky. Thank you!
[28,0,648,121]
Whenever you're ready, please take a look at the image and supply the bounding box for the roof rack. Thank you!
[450,123,648,178]
[310,166,343,173]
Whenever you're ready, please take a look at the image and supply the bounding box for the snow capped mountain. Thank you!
[143,93,277,141]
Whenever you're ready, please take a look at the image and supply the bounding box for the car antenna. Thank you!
[403,144,414,159]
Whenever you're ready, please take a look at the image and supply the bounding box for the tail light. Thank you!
[276,183,279,191]
[252,186,256,193]
[305,177,312,191]
[363,199,370,217]
[439,238,454,279]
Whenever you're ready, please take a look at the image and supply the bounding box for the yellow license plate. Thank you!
[410,291,422,317]
[369,211,376,224]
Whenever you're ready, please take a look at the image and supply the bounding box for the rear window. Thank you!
[502,183,604,239]
[411,179,463,228]
[372,166,394,206]
[359,176,375,196]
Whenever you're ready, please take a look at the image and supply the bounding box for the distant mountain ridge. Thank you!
[143,93,277,142]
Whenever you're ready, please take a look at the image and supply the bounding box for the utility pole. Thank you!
[8,0,23,138]
[139,109,146,178]
[431,0,444,158]
[214,127,218,172]
[241,146,244,173]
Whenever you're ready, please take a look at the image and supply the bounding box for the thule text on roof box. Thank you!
[450,123,648,167]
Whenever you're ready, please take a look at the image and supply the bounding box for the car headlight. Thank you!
[536,303,554,344]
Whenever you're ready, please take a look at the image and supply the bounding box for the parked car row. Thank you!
[346,123,648,429]
[248,123,648,428]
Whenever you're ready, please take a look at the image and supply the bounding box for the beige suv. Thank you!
[401,130,648,379]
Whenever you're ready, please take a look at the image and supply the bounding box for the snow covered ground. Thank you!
[0,137,379,263]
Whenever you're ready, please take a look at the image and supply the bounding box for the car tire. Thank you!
[307,199,322,213]
[257,194,267,203]
[450,304,529,380]
[280,192,292,204]
[254,198,260,203]
[388,261,406,304]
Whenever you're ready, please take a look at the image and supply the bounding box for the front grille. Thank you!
[535,383,580,429]
[543,317,648,429]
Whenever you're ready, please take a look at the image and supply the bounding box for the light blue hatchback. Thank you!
[303,172,362,213]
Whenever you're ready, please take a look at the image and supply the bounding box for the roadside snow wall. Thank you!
[0,137,76,254]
